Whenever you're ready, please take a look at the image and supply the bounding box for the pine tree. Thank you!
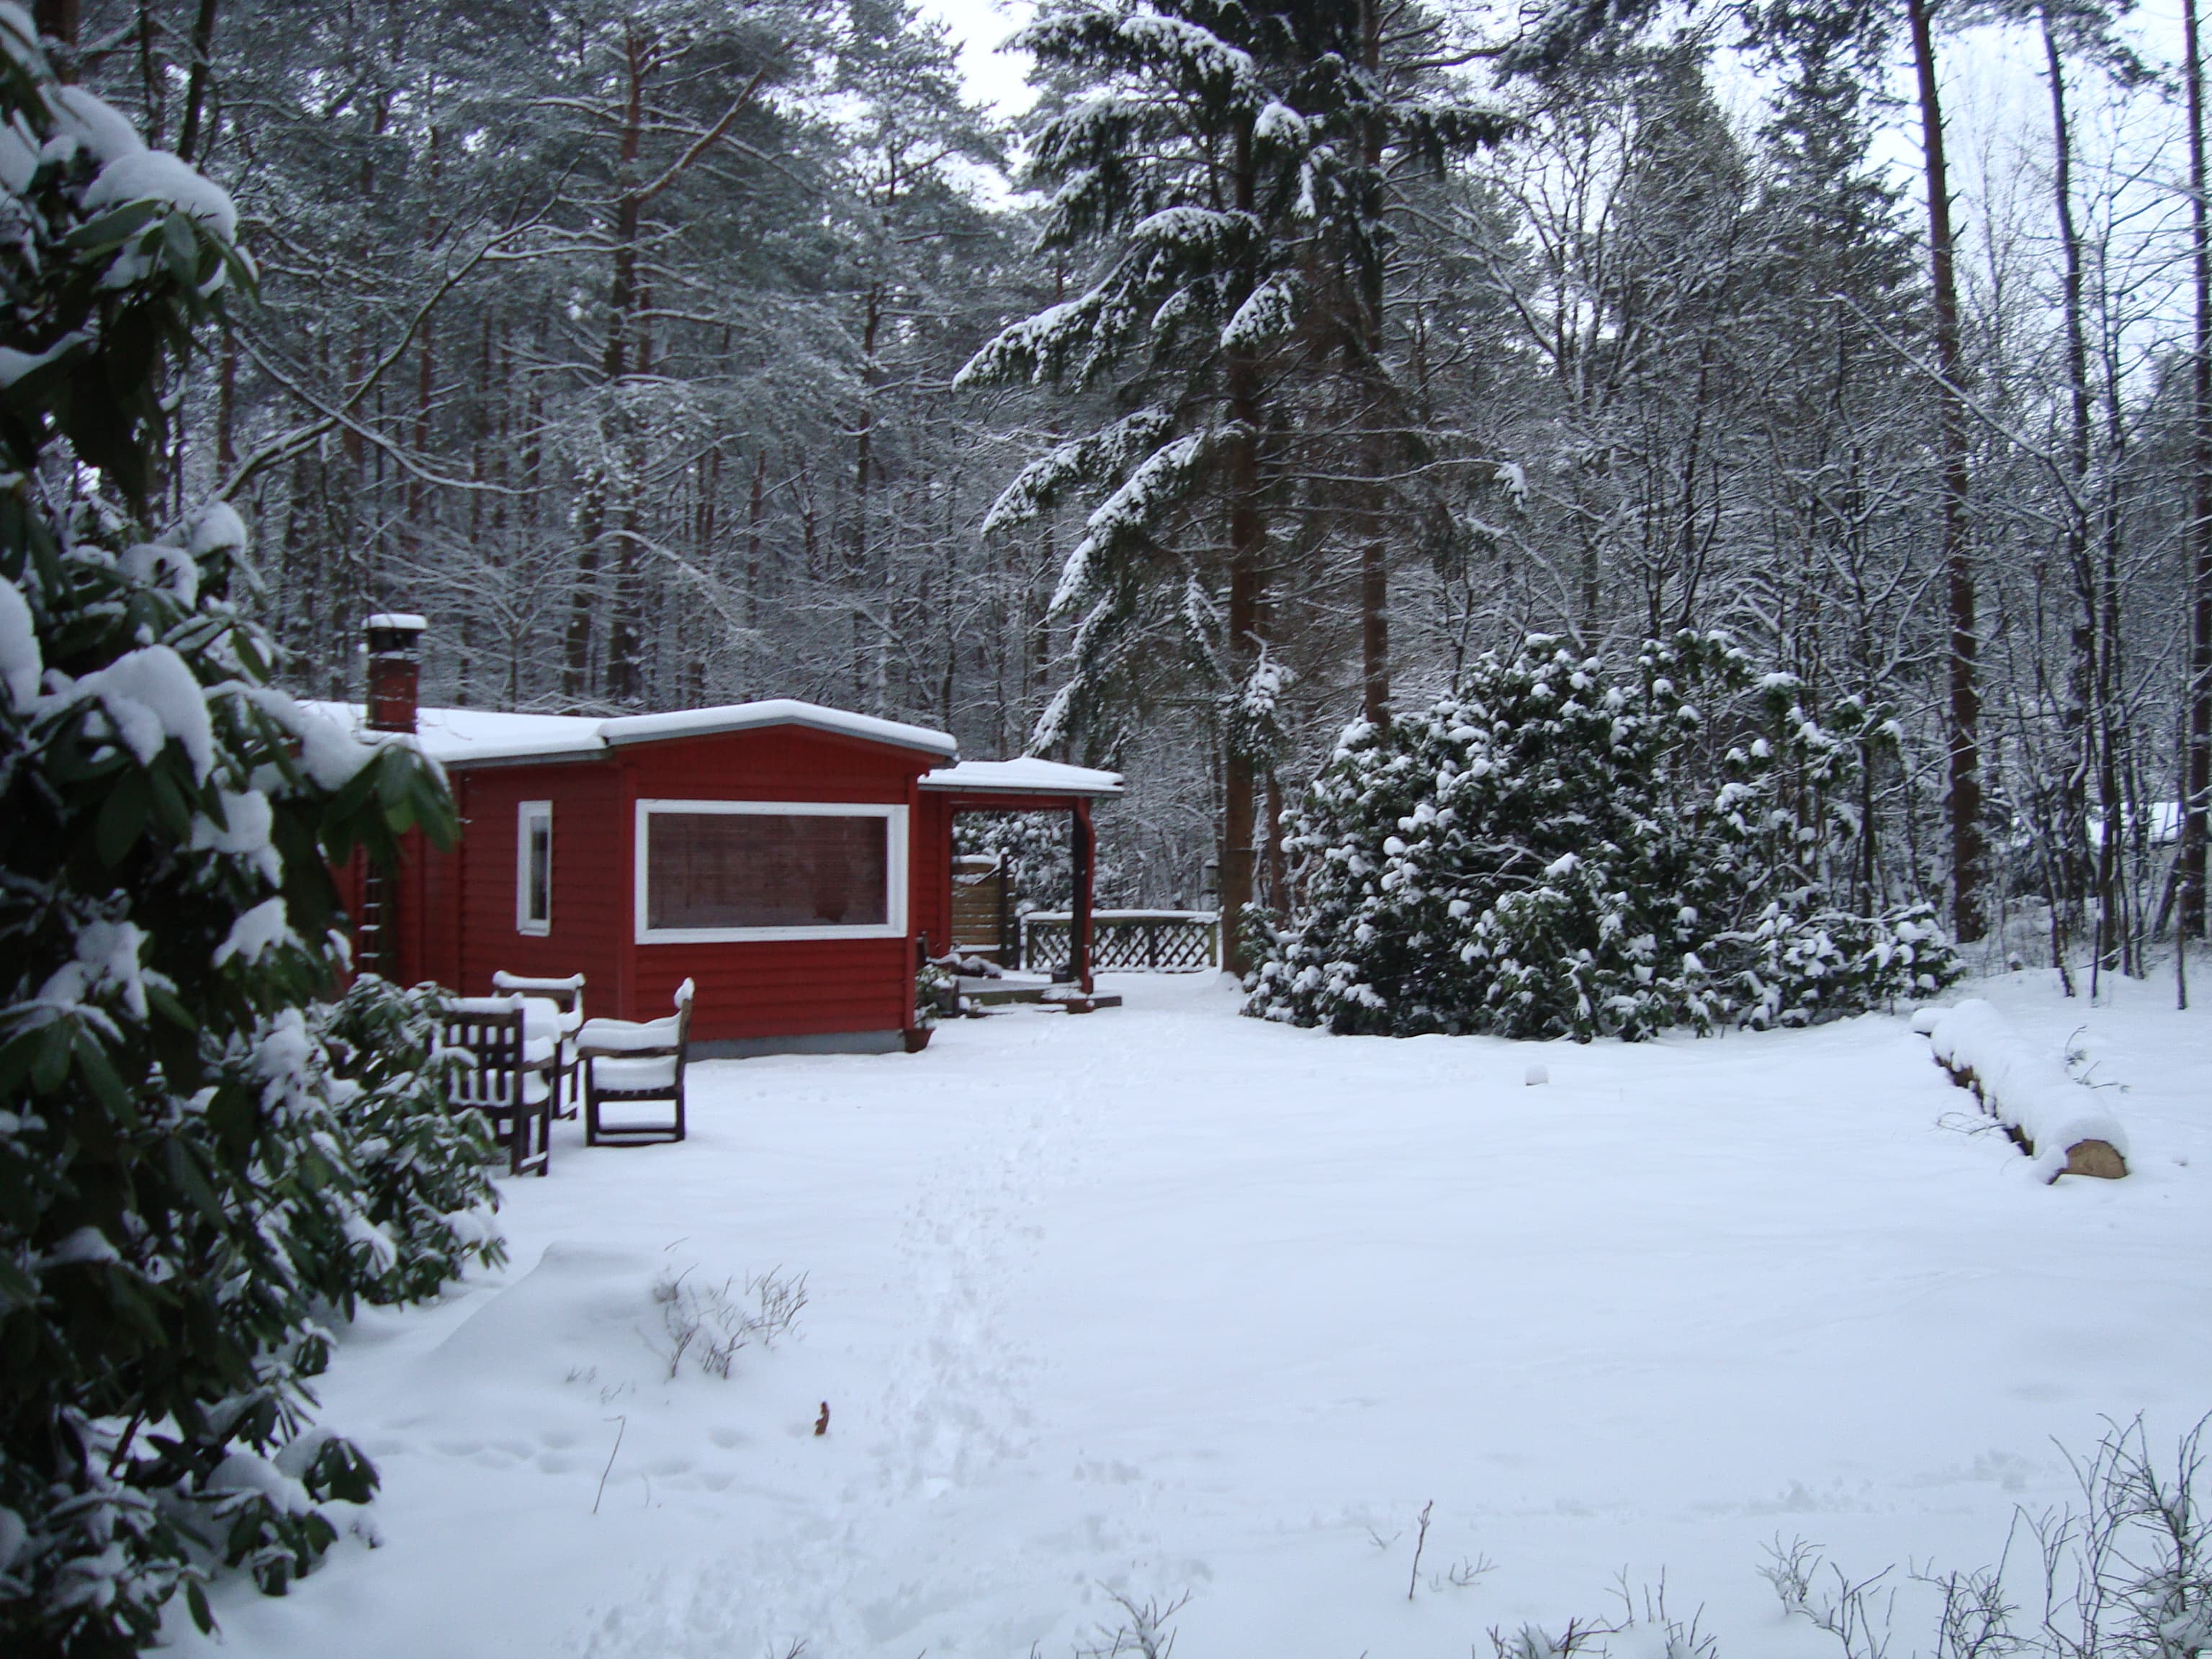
[959,0,1506,968]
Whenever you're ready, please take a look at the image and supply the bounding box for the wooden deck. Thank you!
[956,976,1123,1014]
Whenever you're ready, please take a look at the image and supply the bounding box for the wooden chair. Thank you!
[440,995,556,1177]
[576,979,694,1148]
[492,971,585,1117]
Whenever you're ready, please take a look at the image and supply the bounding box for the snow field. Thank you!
[175,971,2212,1658]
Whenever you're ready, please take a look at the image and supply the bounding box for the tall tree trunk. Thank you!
[33,0,76,71]
[1221,119,1267,974]
[853,283,882,709]
[1906,0,1984,942]
[2043,12,2105,969]
[176,0,222,163]
[2182,0,2212,938]
[1355,0,1390,729]
[565,27,647,702]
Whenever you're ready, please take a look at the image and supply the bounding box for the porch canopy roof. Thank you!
[919,758,1123,811]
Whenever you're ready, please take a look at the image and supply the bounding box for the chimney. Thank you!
[364,613,426,734]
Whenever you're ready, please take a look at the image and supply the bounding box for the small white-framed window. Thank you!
[635,800,908,943]
[517,801,553,935]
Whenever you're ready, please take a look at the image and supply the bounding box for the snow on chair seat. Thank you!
[576,979,693,1148]
[439,994,556,1177]
[589,1056,679,1092]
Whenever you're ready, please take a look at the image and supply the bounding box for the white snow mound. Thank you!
[1923,997,2128,1181]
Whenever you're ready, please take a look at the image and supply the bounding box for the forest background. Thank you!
[40,0,2212,974]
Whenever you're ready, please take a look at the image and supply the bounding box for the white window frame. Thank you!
[634,799,909,944]
[516,801,554,935]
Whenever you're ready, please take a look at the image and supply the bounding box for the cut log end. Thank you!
[2059,1139,2128,1182]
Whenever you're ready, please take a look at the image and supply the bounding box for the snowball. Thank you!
[1525,1064,1548,1087]
[81,148,236,240]
[0,572,38,706]
[63,644,213,779]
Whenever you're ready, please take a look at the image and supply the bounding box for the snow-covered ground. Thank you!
[178,971,2212,1658]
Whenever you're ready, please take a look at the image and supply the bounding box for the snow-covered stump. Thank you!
[1912,1000,2128,1181]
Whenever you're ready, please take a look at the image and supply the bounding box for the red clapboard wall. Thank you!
[378,723,936,1046]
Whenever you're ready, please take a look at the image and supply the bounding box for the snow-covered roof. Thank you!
[302,698,958,767]
[598,699,956,757]
[920,757,1124,799]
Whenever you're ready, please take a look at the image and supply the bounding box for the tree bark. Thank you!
[2042,12,2110,970]
[2182,0,2212,938]
[176,0,222,163]
[1906,0,1984,942]
[1221,117,1267,974]
[1356,0,1390,729]
[565,26,647,702]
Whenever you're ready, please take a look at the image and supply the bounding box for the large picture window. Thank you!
[634,801,907,943]
[516,801,552,935]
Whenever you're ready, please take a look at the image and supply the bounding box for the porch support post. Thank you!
[1071,800,1096,994]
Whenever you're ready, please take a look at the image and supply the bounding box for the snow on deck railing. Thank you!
[1912,999,2128,1182]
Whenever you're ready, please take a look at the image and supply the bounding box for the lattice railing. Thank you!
[1020,911,1220,974]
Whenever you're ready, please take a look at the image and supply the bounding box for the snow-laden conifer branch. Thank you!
[1053,432,1213,616]
[982,408,1177,536]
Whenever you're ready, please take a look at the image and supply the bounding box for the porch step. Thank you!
[956,977,1123,1014]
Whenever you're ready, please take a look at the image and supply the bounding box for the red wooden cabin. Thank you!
[325,618,1121,1055]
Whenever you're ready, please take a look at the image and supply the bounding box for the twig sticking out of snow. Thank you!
[1916,1000,2128,1182]
[1408,1498,1434,1601]
[1076,1588,1188,1659]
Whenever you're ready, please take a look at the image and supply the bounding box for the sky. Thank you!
[920,0,1038,116]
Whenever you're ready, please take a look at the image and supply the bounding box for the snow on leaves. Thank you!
[1246,633,1961,1040]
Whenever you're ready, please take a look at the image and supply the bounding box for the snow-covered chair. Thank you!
[440,995,556,1177]
[492,971,585,1117]
[575,979,694,1148]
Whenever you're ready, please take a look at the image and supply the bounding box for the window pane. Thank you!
[647,813,888,931]
[527,822,552,922]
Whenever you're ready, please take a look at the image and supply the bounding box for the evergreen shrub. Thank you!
[0,18,480,1652]
[1245,632,1961,1040]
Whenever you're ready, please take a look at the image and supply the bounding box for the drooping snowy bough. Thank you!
[1912,1000,2128,1182]
[0,12,485,1653]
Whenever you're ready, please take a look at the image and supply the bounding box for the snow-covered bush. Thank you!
[311,976,505,1308]
[1246,632,1960,1040]
[0,17,457,1650]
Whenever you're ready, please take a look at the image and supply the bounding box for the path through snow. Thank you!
[177,971,2212,1658]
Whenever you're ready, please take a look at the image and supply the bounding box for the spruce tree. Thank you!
[959,0,1506,968]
